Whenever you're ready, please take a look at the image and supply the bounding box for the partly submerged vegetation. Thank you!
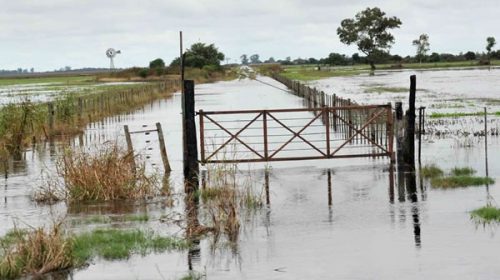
[470,205,500,223]
[0,79,179,160]
[0,224,188,279]
[420,164,444,178]
[431,176,494,189]
[34,143,165,203]
[420,165,495,188]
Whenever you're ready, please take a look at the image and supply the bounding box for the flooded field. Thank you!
[0,78,143,104]
[1,72,500,279]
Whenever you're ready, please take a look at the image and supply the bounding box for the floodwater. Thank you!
[0,81,142,105]
[1,71,500,279]
[312,67,500,114]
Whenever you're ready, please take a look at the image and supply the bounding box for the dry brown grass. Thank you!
[33,142,164,203]
[58,143,161,202]
[0,223,73,279]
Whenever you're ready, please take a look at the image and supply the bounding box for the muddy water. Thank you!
[1,75,500,279]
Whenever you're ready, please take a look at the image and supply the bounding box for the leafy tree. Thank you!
[149,58,165,69]
[412,34,430,63]
[326,53,348,65]
[337,7,402,70]
[486,37,496,58]
[352,53,361,63]
[250,54,261,64]
[429,52,440,62]
[265,57,276,63]
[464,51,476,60]
[240,54,249,65]
[170,43,225,68]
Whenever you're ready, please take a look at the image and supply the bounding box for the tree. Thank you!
[464,51,476,60]
[326,53,348,65]
[170,43,225,68]
[429,52,440,62]
[149,58,165,69]
[352,53,361,63]
[486,37,496,58]
[250,54,261,64]
[412,34,430,63]
[337,7,402,70]
[264,57,276,63]
[240,54,249,65]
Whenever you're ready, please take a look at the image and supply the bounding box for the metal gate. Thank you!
[198,104,393,164]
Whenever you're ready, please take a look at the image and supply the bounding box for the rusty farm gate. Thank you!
[198,104,394,164]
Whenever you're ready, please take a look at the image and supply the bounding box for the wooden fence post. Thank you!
[395,102,404,170]
[183,80,199,189]
[124,125,136,173]
[156,122,171,173]
[404,75,416,170]
[47,102,54,131]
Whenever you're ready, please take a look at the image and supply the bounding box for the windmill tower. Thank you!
[106,48,121,70]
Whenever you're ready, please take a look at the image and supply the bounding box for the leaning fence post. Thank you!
[123,125,136,172]
[156,122,171,173]
[183,80,199,189]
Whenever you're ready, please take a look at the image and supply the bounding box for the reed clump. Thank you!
[420,165,495,189]
[0,223,73,279]
[56,143,161,202]
[33,142,164,203]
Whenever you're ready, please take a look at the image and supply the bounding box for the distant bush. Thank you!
[138,68,149,78]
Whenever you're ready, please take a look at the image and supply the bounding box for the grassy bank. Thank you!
[0,79,179,159]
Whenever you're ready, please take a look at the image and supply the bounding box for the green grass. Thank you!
[364,86,408,94]
[451,167,476,176]
[431,176,494,188]
[72,229,189,263]
[0,227,188,278]
[0,75,95,86]
[71,214,150,225]
[429,111,486,118]
[281,68,364,81]
[420,164,444,178]
[471,206,500,223]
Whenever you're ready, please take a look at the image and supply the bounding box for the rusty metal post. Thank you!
[325,106,330,156]
[156,122,171,173]
[263,111,268,160]
[387,103,395,163]
[199,110,205,164]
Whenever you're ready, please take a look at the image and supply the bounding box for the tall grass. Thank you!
[200,161,264,243]
[0,223,73,279]
[33,142,165,203]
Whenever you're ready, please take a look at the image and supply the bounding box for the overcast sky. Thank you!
[1,0,499,71]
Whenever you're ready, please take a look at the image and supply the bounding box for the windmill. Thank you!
[106,48,121,70]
